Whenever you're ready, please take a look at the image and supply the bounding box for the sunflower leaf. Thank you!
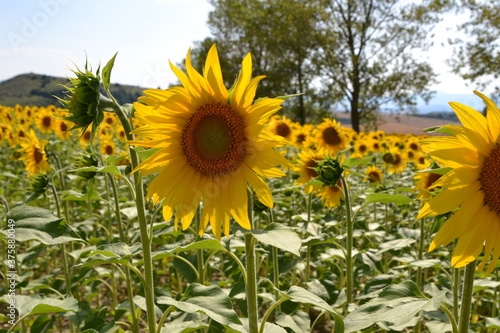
[0,295,78,318]
[344,281,446,332]
[102,52,118,94]
[342,156,375,168]
[76,242,142,267]
[157,283,242,329]
[250,223,301,256]
[422,126,455,136]
[3,205,83,245]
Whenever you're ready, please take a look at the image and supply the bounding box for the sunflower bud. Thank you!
[58,65,105,142]
[314,157,344,187]
[25,174,50,203]
[73,150,99,180]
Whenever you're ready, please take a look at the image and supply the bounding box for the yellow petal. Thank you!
[451,206,489,268]
[449,101,488,142]
[476,210,498,272]
[417,181,480,219]
[228,175,251,230]
[428,190,485,251]
[241,164,273,208]
[230,52,252,108]
[474,91,500,142]
[429,166,479,190]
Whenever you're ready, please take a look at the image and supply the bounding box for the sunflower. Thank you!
[100,139,117,156]
[314,119,348,155]
[417,91,500,274]
[36,107,55,134]
[268,115,295,141]
[294,150,324,194]
[382,147,406,174]
[414,170,444,199]
[18,130,51,175]
[364,165,383,185]
[317,180,343,208]
[130,44,289,239]
[55,118,73,140]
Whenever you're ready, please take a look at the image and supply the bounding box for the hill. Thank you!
[0,73,145,107]
[335,112,461,135]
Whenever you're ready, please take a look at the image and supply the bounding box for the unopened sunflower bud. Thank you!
[313,157,344,187]
[58,65,105,142]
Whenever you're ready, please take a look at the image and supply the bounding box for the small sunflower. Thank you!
[414,169,444,200]
[317,180,343,209]
[315,119,348,155]
[294,150,324,194]
[268,116,295,141]
[100,139,117,156]
[364,165,383,185]
[382,147,406,174]
[130,44,289,239]
[36,107,55,134]
[18,130,51,175]
[417,91,500,274]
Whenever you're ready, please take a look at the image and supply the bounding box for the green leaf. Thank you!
[250,223,301,256]
[342,156,374,168]
[365,193,412,205]
[70,165,124,177]
[282,286,344,332]
[0,295,78,318]
[376,238,416,255]
[131,146,162,162]
[77,243,142,267]
[157,283,242,329]
[416,167,452,175]
[485,317,500,329]
[422,126,455,136]
[344,281,446,332]
[63,190,102,201]
[275,311,309,333]
[102,52,118,93]
[170,239,228,253]
[3,205,83,245]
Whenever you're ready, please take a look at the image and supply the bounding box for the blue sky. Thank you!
[0,0,492,110]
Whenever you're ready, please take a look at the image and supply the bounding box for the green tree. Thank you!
[314,0,448,132]
[187,0,323,124]
[448,0,500,95]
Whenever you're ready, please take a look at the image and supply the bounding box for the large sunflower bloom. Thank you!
[315,119,348,155]
[130,44,289,239]
[417,91,500,274]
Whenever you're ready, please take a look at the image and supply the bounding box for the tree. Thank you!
[187,0,323,124]
[314,0,448,132]
[448,0,500,95]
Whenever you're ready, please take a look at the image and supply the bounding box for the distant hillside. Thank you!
[0,73,146,107]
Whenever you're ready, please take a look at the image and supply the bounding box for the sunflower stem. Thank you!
[107,173,139,333]
[458,260,476,333]
[453,266,461,321]
[245,191,259,333]
[112,101,157,333]
[341,175,354,306]
[245,233,259,333]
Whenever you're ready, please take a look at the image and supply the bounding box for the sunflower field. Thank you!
[0,46,499,333]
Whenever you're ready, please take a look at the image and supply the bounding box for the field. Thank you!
[0,93,499,332]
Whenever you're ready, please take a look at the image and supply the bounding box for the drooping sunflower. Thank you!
[417,91,500,274]
[130,44,289,239]
[18,130,51,175]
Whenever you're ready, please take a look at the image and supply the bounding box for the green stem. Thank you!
[305,192,312,285]
[107,173,139,333]
[458,260,476,333]
[440,304,459,333]
[110,99,157,333]
[340,175,353,305]
[245,232,259,333]
[453,267,461,320]
[417,217,425,288]
[49,184,75,333]
[259,298,287,333]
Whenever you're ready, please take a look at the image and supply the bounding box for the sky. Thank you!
[0,0,492,110]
